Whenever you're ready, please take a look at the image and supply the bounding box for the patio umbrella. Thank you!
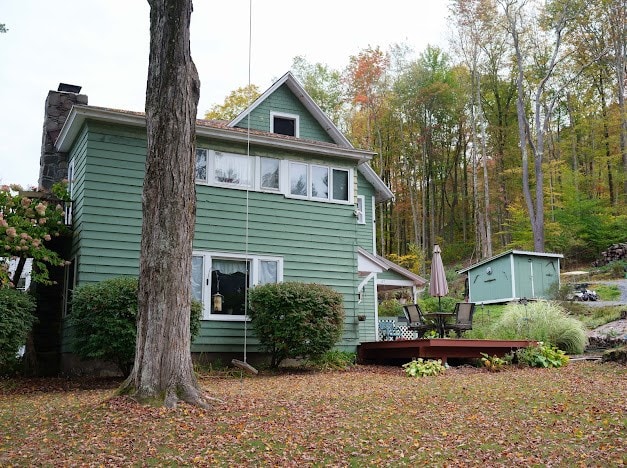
[429,244,449,312]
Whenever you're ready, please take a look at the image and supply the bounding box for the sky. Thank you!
[0,1,450,188]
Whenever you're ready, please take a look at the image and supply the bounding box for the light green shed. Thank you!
[458,250,563,304]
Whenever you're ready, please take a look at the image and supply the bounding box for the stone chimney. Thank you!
[38,84,87,190]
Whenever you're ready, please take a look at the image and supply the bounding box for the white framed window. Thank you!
[270,111,299,137]
[195,148,352,204]
[311,165,329,200]
[289,162,308,197]
[332,168,349,202]
[195,149,254,188]
[62,257,77,317]
[259,157,280,191]
[214,151,253,187]
[192,251,283,320]
[65,160,75,225]
[356,195,365,224]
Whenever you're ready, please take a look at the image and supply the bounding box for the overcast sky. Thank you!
[0,1,449,187]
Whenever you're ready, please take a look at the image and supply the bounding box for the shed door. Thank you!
[515,257,534,299]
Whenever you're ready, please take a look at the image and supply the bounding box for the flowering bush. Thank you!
[0,183,69,288]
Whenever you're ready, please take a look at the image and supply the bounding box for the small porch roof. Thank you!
[357,247,427,288]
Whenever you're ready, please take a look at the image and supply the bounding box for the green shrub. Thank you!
[402,358,446,377]
[378,299,404,317]
[248,282,344,368]
[516,342,569,368]
[0,288,36,374]
[419,294,458,313]
[70,277,201,376]
[480,353,512,372]
[487,301,588,354]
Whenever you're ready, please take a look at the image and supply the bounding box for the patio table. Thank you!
[424,312,454,338]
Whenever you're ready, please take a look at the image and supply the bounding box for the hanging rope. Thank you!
[231,0,257,376]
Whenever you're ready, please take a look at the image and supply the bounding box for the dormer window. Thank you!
[271,112,299,137]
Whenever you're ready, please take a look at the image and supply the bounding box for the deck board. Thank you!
[358,338,535,364]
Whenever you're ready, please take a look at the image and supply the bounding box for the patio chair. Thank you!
[445,302,476,337]
[402,303,432,338]
[378,320,402,341]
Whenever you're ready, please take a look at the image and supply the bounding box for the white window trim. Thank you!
[356,195,366,224]
[65,159,74,225]
[257,157,282,192]
[270,111,300,138]
[196,148,353,205]
[311,164,330,200]
[193,250,284,321]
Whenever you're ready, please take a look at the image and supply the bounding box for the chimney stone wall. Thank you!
[38,88,87,190]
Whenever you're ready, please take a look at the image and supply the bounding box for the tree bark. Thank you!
[119,0,208,408]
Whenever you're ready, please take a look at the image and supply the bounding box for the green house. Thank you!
[457,250,564,304]
[42,73,425,370]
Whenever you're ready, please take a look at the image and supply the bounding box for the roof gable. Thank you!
[229,71,352,148]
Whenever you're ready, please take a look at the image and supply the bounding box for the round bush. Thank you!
[0,288,36,373]
[69,277,202,376]
[488,301,588,354]
[248,282,345,367]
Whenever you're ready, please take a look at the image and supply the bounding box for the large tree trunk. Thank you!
[120,0,207,408]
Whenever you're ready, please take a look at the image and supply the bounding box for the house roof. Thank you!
[357,247,427,286]
[376,254,427,286]
[457,249,564,274]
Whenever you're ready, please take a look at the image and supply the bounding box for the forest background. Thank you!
[206,0,627,276]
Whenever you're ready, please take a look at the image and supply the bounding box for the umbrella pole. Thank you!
[438,296,441,312]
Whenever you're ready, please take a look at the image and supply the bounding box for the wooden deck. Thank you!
[358,338,535,364]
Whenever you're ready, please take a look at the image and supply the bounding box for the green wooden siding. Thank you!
[467,255,513,303]
[513,255,559,300]
[238,84,334,143]
[466,253,561,303]
[65,122,379,355]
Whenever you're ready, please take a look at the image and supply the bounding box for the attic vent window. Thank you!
[271,112,299,137]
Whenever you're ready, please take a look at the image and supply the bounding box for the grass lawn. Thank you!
[1,362,625,466]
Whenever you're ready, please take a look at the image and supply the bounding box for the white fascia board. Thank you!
[196,125,370,161]
[357,247,390,273]
[56,106,374,162]
[56,106,145,151]
[357,161,394,203]
[511,250,564,259]
[377,279,416,287]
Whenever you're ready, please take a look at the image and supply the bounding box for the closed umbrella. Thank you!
[429,244,449,312]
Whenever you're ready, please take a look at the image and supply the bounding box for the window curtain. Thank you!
[259,260,278,284]
[214,153,251,186]
[191,256,204,301]
[212,259,248,275]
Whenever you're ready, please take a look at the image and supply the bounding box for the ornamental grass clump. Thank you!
[488,300,588,354]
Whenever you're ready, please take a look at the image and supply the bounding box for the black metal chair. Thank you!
[445,302,476,337]
[402,303,432,338]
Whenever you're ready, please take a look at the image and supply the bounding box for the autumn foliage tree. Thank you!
[204,84,260,121]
